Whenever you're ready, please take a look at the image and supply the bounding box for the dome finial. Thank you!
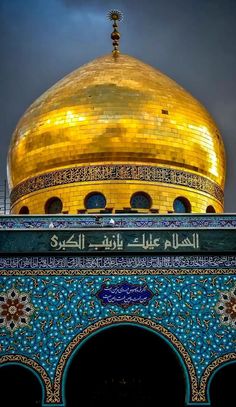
[107,10,123,58]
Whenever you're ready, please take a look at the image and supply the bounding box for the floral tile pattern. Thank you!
[0,287,34,333]
[215,285,236,329]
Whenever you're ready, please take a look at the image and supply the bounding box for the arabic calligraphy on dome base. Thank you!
[10,165,224,205]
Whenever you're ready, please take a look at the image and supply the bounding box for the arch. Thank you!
[65,324,186,406]
[19,205,29,214]
[84,192,106,210]
[173,196,191,213]
[206,205,216,213]
[54,316,197,405]
[45,197,63,214]
[0,354,54,404]
[130,192,152,209]
[198,353,236,404]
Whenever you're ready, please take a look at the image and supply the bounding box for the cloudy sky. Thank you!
[1,0,236,211]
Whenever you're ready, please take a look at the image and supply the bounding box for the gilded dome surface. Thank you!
[7,54,226,214]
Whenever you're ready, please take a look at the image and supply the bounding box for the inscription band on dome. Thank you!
[10,165,224,204]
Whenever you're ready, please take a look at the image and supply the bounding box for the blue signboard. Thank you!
[96,282,154,308]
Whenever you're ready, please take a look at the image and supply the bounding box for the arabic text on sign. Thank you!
[49,232,200,252]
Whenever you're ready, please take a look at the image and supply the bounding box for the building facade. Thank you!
[0,13,235,406]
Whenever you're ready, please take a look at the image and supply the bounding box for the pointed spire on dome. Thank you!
[107,10,123,58]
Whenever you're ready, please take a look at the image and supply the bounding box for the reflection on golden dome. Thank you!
[8,54,226,214]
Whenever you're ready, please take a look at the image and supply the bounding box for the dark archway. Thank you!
[19,205,30,214]
[209,362,236,406]
[65,325,186,407]
[0,364,42,406]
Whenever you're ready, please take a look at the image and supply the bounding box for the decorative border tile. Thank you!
[0,255,236,273]
[10,165,223,204]
[198,353,236,402]
[1,322,234,404]
[2,214,236,230]
[1,269,236,276]
[0,276,235,404]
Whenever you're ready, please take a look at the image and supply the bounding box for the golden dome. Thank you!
[8,54,226,214]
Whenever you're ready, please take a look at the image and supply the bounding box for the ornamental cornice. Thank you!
[10,164,223,204]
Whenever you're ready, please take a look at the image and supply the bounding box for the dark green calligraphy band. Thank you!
[0,228,234,254]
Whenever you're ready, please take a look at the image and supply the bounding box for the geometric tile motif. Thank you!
[0,274,235,381]
[0,287,34,334]
[215,285,236,329]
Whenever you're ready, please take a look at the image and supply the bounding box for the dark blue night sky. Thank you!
[1,0,236,211]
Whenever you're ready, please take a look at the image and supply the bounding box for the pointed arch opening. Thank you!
[64,324,187,406]
[209,361,236,406]
[0,363,43,407]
